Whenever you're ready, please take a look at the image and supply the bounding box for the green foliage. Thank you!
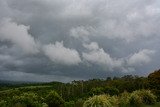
[103,87,119,96]
[148,69,160,89]
[83,95,118,107]
[64,101,75,107]
[0,100,7,107]
[148,69,160,101]
[88,86,119,97]
[0,71,160,107]
[129,90,156,106]
[119,91,131,107]
[119,90,156,107]
[89,87,104,96]
[45,91,64,107]
[11,92,43,107]
[129,91,143,107]
[75,99,84,107]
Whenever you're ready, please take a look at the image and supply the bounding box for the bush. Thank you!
[83,95,118,107]
[45,91,64,107]
[138,90,156,105]
[119,91,130,107]
[129,90,156,106]
[129,92,143,107]
[152,89,160,101]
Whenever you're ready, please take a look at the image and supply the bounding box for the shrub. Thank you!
[129,92,143,107]
[45,91,64,107]
[119,91,130,107]
[83,95,118,107]
[138,90,156,105]
[129,90,156,106]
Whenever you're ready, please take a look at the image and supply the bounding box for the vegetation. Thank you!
[83,95,118,107]
[45,91,64,107]
[0,69,160,107]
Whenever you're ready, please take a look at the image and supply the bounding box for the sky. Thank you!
[0,0,160,82]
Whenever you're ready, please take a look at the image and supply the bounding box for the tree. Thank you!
[103,87,119,96]
[89,87,104,96]
[12,92,43,107]
[148,69,160,100]
[45,91,64,107]
[148,69,160,89]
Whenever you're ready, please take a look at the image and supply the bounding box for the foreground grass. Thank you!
[142,102,160,107]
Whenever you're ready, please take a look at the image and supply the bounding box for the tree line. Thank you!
[0,69,160,107]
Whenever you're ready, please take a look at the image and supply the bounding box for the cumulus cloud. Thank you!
[0,19,38,54]
[43,41,81,65]
[127,49,155,67]
[82,42,123,70]
[82,42,155,72]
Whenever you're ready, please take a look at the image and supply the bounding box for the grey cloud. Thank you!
[0,71,83,82]
[0,0,159,82]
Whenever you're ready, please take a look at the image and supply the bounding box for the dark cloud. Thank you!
[0,0,159,82]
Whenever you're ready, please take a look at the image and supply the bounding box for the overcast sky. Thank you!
[0,0,160,82]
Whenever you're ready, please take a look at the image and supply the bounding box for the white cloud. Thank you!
[82,42,155,72]
[127,49,155,66]
[82,42,123,70]
[83,48,113,66]
[0,19,39,54]
[43,41,81,65]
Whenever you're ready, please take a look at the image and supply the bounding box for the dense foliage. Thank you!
[45,91,64,107]
[148,69,160,100]
[0,69,160,107]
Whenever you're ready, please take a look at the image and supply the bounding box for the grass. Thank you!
[141,102,160,107]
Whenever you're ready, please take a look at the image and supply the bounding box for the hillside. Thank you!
[0,70,160,107]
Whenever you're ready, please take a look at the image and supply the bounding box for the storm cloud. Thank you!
[0,0,160,82]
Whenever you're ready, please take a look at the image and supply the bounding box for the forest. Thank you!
[0,69,160,107]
